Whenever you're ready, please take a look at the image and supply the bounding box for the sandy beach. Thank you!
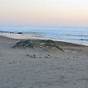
[0,35,88,88]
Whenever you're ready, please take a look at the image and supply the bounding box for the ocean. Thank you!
[0,26,88,46]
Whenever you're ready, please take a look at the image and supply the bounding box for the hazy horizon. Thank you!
[0,0,88,27]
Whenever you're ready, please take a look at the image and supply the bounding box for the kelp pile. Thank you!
[12,39,64,51]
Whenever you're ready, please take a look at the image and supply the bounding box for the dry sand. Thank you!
[0,36,88,88]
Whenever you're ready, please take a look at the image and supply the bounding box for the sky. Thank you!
[0,0,88,27]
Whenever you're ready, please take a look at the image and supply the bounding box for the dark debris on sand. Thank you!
[12,40,33,48]
[12,39,64,52]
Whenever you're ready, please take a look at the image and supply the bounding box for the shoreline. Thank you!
[0,34,87,48]
[0,32,87,47]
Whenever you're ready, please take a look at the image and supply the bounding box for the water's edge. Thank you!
[0,27,88,46]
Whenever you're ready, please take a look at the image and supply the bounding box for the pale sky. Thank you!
[0,0,88,26]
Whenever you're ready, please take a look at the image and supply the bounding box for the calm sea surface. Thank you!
[0,26,88,45]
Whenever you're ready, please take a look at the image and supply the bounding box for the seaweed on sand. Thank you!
[40,40,64,52]
[12,40,33,48]
[12,39,64,52]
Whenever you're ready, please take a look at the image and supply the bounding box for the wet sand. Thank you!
[0,36,88,88]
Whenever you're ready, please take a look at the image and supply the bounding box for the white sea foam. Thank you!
[0,26,88,46]
[0,32,88,46]
[0,32,50,40]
